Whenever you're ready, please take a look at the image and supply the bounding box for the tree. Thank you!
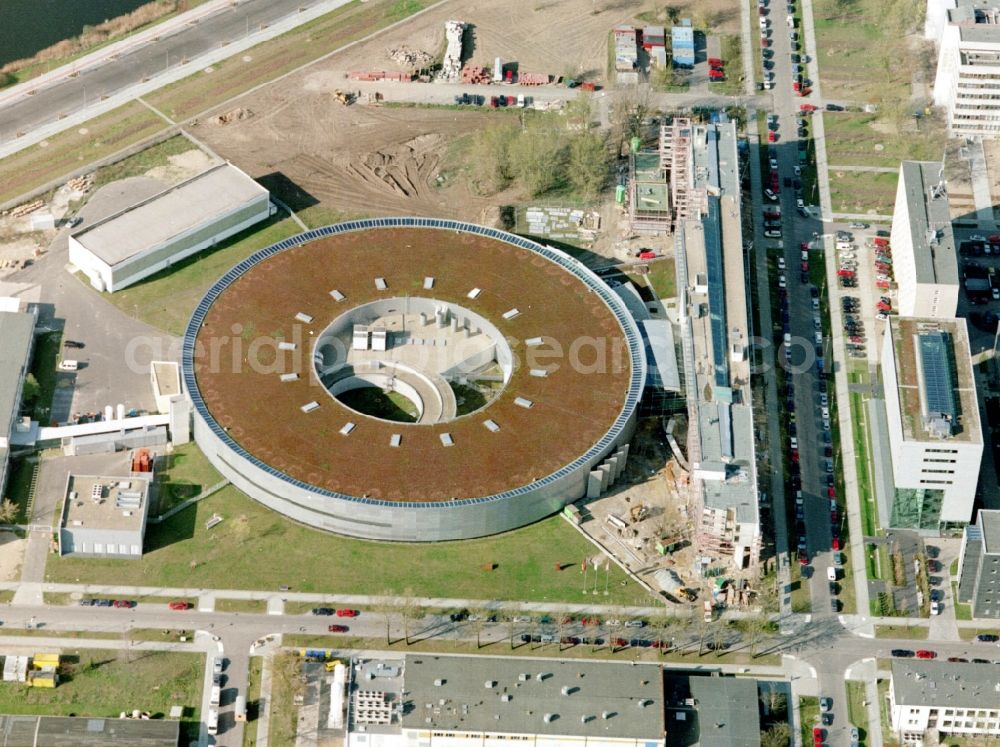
[20,373,39,406]
[745,611,771,657]
[761,723,791,747]
[568,132,609,199]
[0,499,18,524]
[510,122,565,196]
[610,87,650,148]
[469,123,518,194]
[565,91,594,131]
[401,588,418,645]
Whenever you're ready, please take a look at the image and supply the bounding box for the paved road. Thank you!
[0,0,343,145]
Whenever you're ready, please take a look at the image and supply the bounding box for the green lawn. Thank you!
[47,481,641,603]
[812,0,915,102]
[214,598,267,613]
[153,442,223,515]
[850,392,879,538]
[0,102,166,206]
[799,696,820,746]
[952,582,972,621]
[91,134,202,190]
[646,258,677,299]
[92,216,299,335]
[846,680,869,747]
[874,624,929,640]
[823,114,939,169]
[829,170,897,215]
[0,649,201,722]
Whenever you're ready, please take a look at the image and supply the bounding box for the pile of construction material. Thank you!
[386,45,433,69]
[67,173,94,193]
[518,73,551,85]
[9,199,45,218]
[349,70,411,82]
[461,65,491,84]
[210,107,254,126]
[440,20,465,82]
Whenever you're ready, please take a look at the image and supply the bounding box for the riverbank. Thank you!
[1,0,209,89]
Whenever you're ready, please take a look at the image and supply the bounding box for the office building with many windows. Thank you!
[957,509,1000,617]
[878,316,982,533]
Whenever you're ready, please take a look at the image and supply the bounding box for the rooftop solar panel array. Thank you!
[916,331,956,420]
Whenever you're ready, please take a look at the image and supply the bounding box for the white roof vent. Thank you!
[518,673,530,682]
[424,277,435,289]
[390,434,402,447]
[295,312,313,323]
[440,433,454,447]
[467,288,482,299]
[525,337,544,346]
[340,423,356,436]
[434,679,445,687]
[330,289,345,301]
[483,419,500,432]
[301,401,320,413]
[278,341,296,351]
[560,686,571,696]
[375,277,388,290]
[515,397,534,409]
[501,694,512,702]
[485,681,496,689]
[543,713,556,723]
[529,369,549,378]
[279,373,299,382]
[503,308,520,320]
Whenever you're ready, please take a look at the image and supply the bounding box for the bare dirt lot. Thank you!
[187,0,671,223]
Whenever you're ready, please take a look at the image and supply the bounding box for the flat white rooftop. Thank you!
[71,162,268,267]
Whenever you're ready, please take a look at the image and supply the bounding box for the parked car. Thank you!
[820,697,832,713]
[915,649,937,659]
[891,649,915,657]
[113,600,134,609]
[63,340,85,349]
[168,600,191,611]
[311,607,335,616]
[976,633,999,642]
[336,608,359,617]
[327,624,349,633]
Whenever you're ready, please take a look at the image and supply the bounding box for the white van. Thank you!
[210,685,221,707]
[57,359,78,371]
[206,709,218,736]
[827,567,837,582]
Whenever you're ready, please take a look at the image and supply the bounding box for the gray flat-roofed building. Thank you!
[68,162,270,293]
[890,161,958,319]
[889,659,1000,739]
[400,654,665,745]
[688,677,761,747]
[58,473,152,558]
[957,509,1000,617]
[0,309,36,499]
[0,714,179,746]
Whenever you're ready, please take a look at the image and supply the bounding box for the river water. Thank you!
[1,0,150,66]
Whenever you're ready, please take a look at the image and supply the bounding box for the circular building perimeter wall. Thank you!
[183,218,645,541]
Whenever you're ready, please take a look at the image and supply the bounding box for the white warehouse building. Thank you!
[880,316,982,534]
[890,161,959,319]
[69,163,271,293]
[927,0,1000,137]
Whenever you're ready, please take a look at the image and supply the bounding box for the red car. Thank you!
[873,237,889,247]
[328,624,349,633]
[709,70,725,80]
[793,81,801,92]
[168,600,191,611]
[916,649,937,659]
[613,637,628,648]
[768,130,777,142]
[336,608,359,617]
[798,549,809,565]
[708,57,724,66]
[828,487,836,498]
[113,599,134,609]
[990,235,1000,243]
[831,537,841,551]
[800,103,817,112]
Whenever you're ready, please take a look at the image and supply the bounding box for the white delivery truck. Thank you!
[206,709,218,736]
[210,685,221,707]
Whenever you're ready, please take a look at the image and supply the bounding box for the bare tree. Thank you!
[0,499,18,524]
[761,722,791,747]
[401,588,418,645]
[609,87,651,150]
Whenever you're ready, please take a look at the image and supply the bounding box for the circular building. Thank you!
[182,218,645,541]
